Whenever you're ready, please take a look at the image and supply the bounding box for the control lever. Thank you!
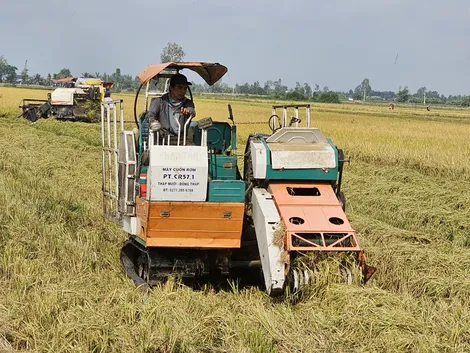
[197,117,213,129]
[288,116,301,127]
[228,104,235,125]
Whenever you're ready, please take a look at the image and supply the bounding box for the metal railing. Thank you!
[144,77,171,111]
[271,104,311,129]
[100,100,124,222]
[150,113,195,146]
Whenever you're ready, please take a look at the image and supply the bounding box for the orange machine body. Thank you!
[268,181,362,252]
[135,198,244,248]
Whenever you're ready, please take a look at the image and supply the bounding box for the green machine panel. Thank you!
[208,180,245,202]
[191,121,232,151]
[209,155,238,180]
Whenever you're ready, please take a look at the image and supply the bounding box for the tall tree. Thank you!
[294,82,305,95]
[0,55,18,83]
[31,73,43,85]
[4,66,17,83]
[353,84,362,100]
[304,83,312,97]
[361,78,371,101]
[416,86,427,96]
[264,80,274,95]
[114,68,121,89]
[396,86,409,103]
[416,86,427,104]
[20,67,29,84]
[160,42,185,63]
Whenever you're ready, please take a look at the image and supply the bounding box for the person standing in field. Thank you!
[104,86,114,109]
[147,73,196,145]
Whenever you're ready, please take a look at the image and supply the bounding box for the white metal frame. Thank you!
[252,187,286,295]
[151,113,196,147]
[100,100,124,222]
[144,78,170,111]
[271,104,311,130]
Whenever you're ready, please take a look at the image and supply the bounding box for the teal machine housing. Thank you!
[191,121,245,202]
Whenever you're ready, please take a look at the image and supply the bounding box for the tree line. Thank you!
[1,47,470,107]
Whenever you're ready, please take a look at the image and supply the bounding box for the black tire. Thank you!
[24,108,38,122]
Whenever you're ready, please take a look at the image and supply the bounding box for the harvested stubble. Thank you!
[1,86,470,352]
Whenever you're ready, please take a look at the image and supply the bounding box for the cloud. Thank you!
[0,0,468,95]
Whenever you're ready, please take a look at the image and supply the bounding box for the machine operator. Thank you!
[147,73,196,145]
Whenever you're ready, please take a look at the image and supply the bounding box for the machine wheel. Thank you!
[120,239,149,290]
[137,254,150,282]
[287,267,311,296]
[21,107,38,122]
[339,265,353,285]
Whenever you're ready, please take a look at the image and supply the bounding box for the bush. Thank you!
[285,90,306,101]
[318,91,340,104]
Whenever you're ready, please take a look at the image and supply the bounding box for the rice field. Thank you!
[1,86,470,352]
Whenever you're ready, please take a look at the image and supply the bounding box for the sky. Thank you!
[1,0,469,96]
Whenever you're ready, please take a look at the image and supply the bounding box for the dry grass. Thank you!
[1,86,470,352]
[272,221,285,248]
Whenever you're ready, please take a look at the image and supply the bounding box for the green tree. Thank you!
[20,67,29,84]
[353,84,362,100]
[53,68,72,79]
[396,86,409,102]
[31,73,43,85]
[361,78,371,101]
[416,86,427,104]
[0,55,18,83]
[273,79,288,98]
[114,68,121,90]
[319,91,340,103]
[286,90,306,101]
[160,42,185,63]
[0,55,8,82]
[304,83,312,97]
[294,82,305,95]
[416,86,427,97]
[5,66,17,83]
[263,80,274,95]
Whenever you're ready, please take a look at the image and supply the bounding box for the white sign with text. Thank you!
[148,145,208,201]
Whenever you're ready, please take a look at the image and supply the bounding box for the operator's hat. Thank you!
[170,73,192,86]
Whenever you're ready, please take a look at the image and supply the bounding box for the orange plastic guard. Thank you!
[268,182,362,252]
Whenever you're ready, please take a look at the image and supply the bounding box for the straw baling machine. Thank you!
[101,62,375,296]
[18,77,113,122]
